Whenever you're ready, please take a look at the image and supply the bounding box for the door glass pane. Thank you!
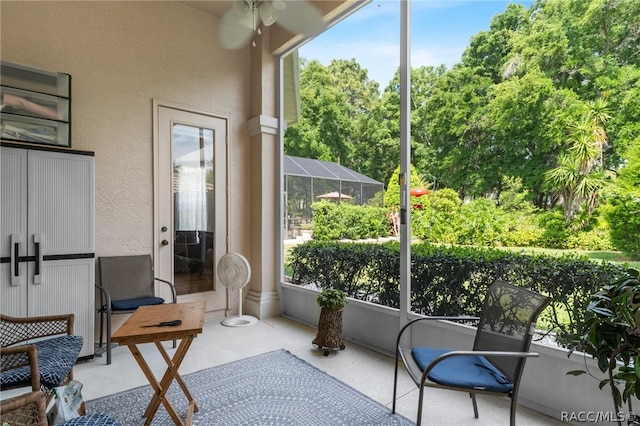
[172,124,214,295]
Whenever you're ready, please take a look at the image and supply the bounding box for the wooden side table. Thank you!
[111,301,205,426]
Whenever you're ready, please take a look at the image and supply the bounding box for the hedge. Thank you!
[288,241,629,346]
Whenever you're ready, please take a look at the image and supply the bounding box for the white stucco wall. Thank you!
[1,0,252,259]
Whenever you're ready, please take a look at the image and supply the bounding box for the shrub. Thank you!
[311,201,389,241]
[288,241,629,346]
[456,198,506,246]
[565,228,614,251]
[412,188,461,243]
[537,209,572,248]
[499,211,543,247]
[606,193,640,259]
[310,188,616,252]
[311,201,343,240]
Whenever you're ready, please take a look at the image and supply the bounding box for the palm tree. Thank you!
[545,98,613,221]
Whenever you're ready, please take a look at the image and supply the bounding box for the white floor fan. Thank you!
[218,252,258,327]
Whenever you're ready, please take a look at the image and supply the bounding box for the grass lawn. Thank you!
[498,246,640,270]
[284,240,640,272]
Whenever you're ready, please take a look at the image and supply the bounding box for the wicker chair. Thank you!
[1,313,83,393]
[392,280,551,426]
[0,391,48,426]
[1,390,122,426]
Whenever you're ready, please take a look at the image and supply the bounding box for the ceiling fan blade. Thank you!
[276,0,325,36]
[219,7,255,50]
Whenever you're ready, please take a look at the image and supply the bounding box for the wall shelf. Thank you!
[1,61,71,147]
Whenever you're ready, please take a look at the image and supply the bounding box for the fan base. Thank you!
[221,315,258,327]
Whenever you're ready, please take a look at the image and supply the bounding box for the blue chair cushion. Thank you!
[111,296,164,311]
[1,335,83,390]
[411,347,513,393]
[59,413,122,426]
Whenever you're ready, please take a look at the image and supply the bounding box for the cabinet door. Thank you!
[27,150,95,357]
[29,258,95,357]
[28,150,94,258]
[0,147,28,316]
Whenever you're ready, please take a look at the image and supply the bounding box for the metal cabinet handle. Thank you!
[10,234,20,286]
[33,234,42,284]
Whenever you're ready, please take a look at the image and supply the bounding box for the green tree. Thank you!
[545,98,615,221]
[484,70,576,205]
[616,140,640,192]
[421,65,493,198]
[605,140,640,258]
[291,0,640,233]
[462,2,530,82]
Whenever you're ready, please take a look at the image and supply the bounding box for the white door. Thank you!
[154,104,228,313]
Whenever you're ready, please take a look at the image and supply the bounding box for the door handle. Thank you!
[161,240,169,246]
[33,233,43,284]
[10,234,20,286]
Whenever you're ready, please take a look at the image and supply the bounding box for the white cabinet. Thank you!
[1,144,95,357]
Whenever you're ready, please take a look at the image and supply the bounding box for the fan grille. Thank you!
[217,253,251,290]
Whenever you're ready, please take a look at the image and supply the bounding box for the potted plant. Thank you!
[312,288,348,356]
[567,269,640,425]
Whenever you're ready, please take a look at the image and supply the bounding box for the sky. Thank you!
[299,0,533,87]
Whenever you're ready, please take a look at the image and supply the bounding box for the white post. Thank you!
[399,0,412,332]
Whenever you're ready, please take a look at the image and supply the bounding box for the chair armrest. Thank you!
[0,314,74,347]
[154,277,177,304]
[0,390,48,426]
[95,284,112,310]
[0,345,41,391]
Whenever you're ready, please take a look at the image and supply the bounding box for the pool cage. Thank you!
[284,155,384,239]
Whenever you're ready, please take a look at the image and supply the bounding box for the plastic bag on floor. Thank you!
[47,380,86,425]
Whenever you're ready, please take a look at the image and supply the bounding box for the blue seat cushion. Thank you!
[111,296,164,311]
[1,335,83,390]
[59,413,122,426]
[411,347,513,393]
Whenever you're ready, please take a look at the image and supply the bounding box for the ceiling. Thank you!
[176,1,361,19]
[176,1,231,18]
[175,1,367,53]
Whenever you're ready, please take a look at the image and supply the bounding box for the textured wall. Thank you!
[0,1,252,259]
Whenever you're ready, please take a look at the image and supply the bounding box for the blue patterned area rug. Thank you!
[86,349,414,425]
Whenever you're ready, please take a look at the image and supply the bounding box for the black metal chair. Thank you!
[392,280,551,425]
[95,255,176,365]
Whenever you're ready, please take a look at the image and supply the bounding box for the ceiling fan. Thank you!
[219,0,325,49]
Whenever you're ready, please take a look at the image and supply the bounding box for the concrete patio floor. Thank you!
[75,316,566,425]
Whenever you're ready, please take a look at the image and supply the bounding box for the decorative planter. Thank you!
[312,307,346,356]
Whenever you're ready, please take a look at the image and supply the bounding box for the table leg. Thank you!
[154,341,199,413]
[127,344,167,423]
[143,337,194,426]
[127,337,196,426]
